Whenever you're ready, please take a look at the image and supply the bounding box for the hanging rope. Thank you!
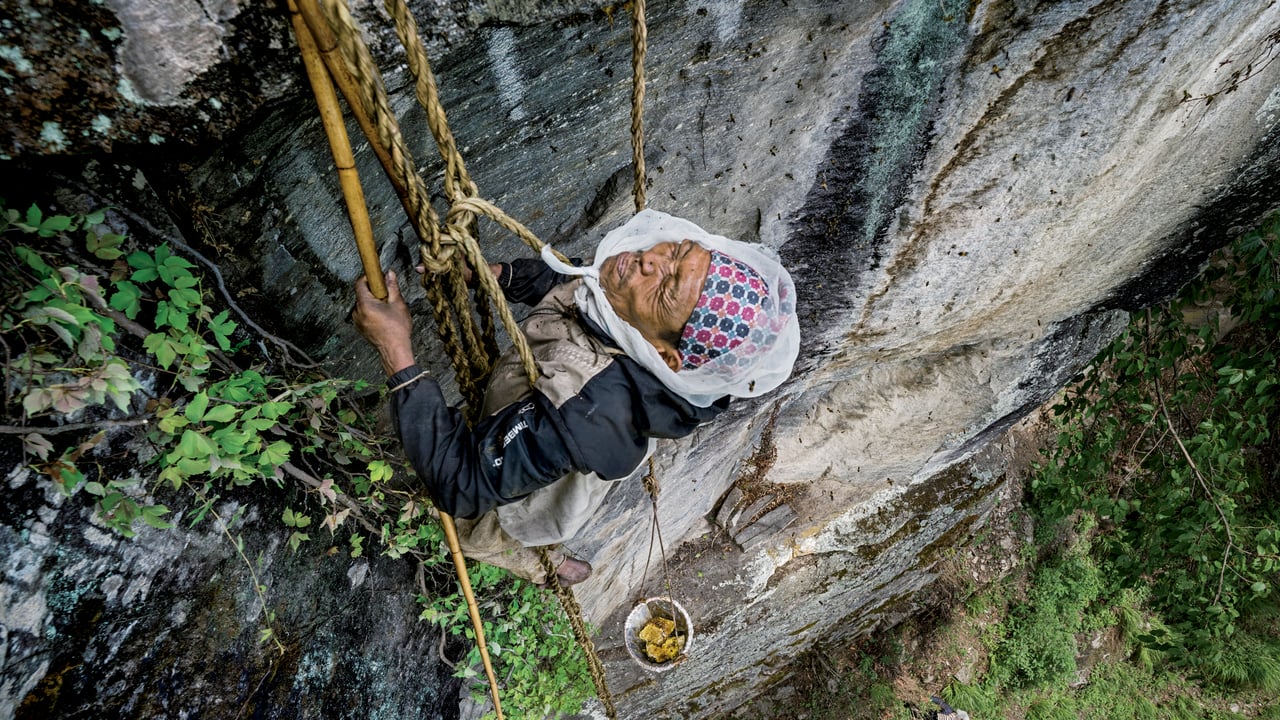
[638,459,687,665]
[631,0,648,212]
[537,548,619,718]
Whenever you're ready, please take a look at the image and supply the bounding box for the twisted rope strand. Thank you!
[318,0,489,398]
[383,0,478,204]
[630,0,648,212]
[538,549,618,720]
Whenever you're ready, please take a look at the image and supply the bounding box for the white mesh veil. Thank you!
[540,209,800,407]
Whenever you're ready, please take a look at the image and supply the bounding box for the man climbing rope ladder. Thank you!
[353,209,800,587]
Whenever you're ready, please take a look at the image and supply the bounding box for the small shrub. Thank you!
[1028,211,1280,674]
[1026,691,1078,720]
[1,199,595,716]
[1196,632,1280,691]
[991,548,1102,688]
[942,680,1003,719]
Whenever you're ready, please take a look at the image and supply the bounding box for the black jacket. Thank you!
[389,258,727,519]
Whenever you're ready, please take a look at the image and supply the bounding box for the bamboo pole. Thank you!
[294,0,430,248]
[286,6,505,718]
[440,513,506,719]
[287,0,385,299]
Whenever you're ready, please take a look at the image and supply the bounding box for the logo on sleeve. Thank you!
[502,420,530,448]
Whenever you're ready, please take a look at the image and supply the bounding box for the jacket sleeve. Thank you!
[494,257,582,307]
[388,364,586,519]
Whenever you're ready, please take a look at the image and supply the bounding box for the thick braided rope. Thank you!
[630,0,647,213]
[445,197,572,383]
[538,548,618,720]
[319,0,492,408]
[339,0,543,392]
[383,0,477,206]
[319,0,439,249]
[381,0,503,390]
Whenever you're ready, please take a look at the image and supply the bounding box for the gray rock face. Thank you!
[3,0,1280,718]
[0,464,459,719]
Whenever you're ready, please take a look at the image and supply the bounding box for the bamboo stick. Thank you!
[440,513,506,720]
[294,0,429,248]
[287,0,385,299]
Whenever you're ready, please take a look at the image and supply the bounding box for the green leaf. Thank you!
[260,402,294,420]
[242,418,277,433]
[16,246,53,275]
[127,249,158,280]
[39,214,73,237]
[167,306,190,333]
[185,392,210,422]
[178,428,216,459]
[108,280,143,319]
[282,508,311,528]
[202,404,238,423]
[100,491,124,513]
[143,333,179,369]
[209,310,236,351]
[368,460,393,483]
[168,286,202,310]
[156,411,189,435]
[25,204,41,227]
[259,440,292,467]
[86,230,125,260]
[158,258,195,287]
[140,505,173,530]
[176,456,209,476]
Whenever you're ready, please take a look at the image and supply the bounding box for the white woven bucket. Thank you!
[623,597,694,672]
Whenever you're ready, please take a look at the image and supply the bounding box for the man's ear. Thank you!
[656,344,683,373]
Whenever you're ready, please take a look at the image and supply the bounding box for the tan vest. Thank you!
[482,280,641,546]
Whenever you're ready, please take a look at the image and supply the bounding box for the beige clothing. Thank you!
[455,280,630,583]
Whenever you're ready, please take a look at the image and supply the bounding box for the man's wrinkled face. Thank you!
[599,239,712,371]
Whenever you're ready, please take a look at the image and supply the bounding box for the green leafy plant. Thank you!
[2,198,596,714]
[1029,211,1280,682]
[419,563,593,717]
[990,542,1102,688]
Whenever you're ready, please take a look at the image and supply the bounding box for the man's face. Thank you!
[599,239,712,371]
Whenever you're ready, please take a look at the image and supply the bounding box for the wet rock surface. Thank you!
[3,0,1280,718]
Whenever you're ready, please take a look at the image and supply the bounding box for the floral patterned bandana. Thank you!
[679,251,771,371]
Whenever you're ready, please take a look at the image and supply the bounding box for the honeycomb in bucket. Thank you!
[637,614,685,663]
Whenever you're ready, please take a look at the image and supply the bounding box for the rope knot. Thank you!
[642,458,659,498]
[418,241,456,275]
